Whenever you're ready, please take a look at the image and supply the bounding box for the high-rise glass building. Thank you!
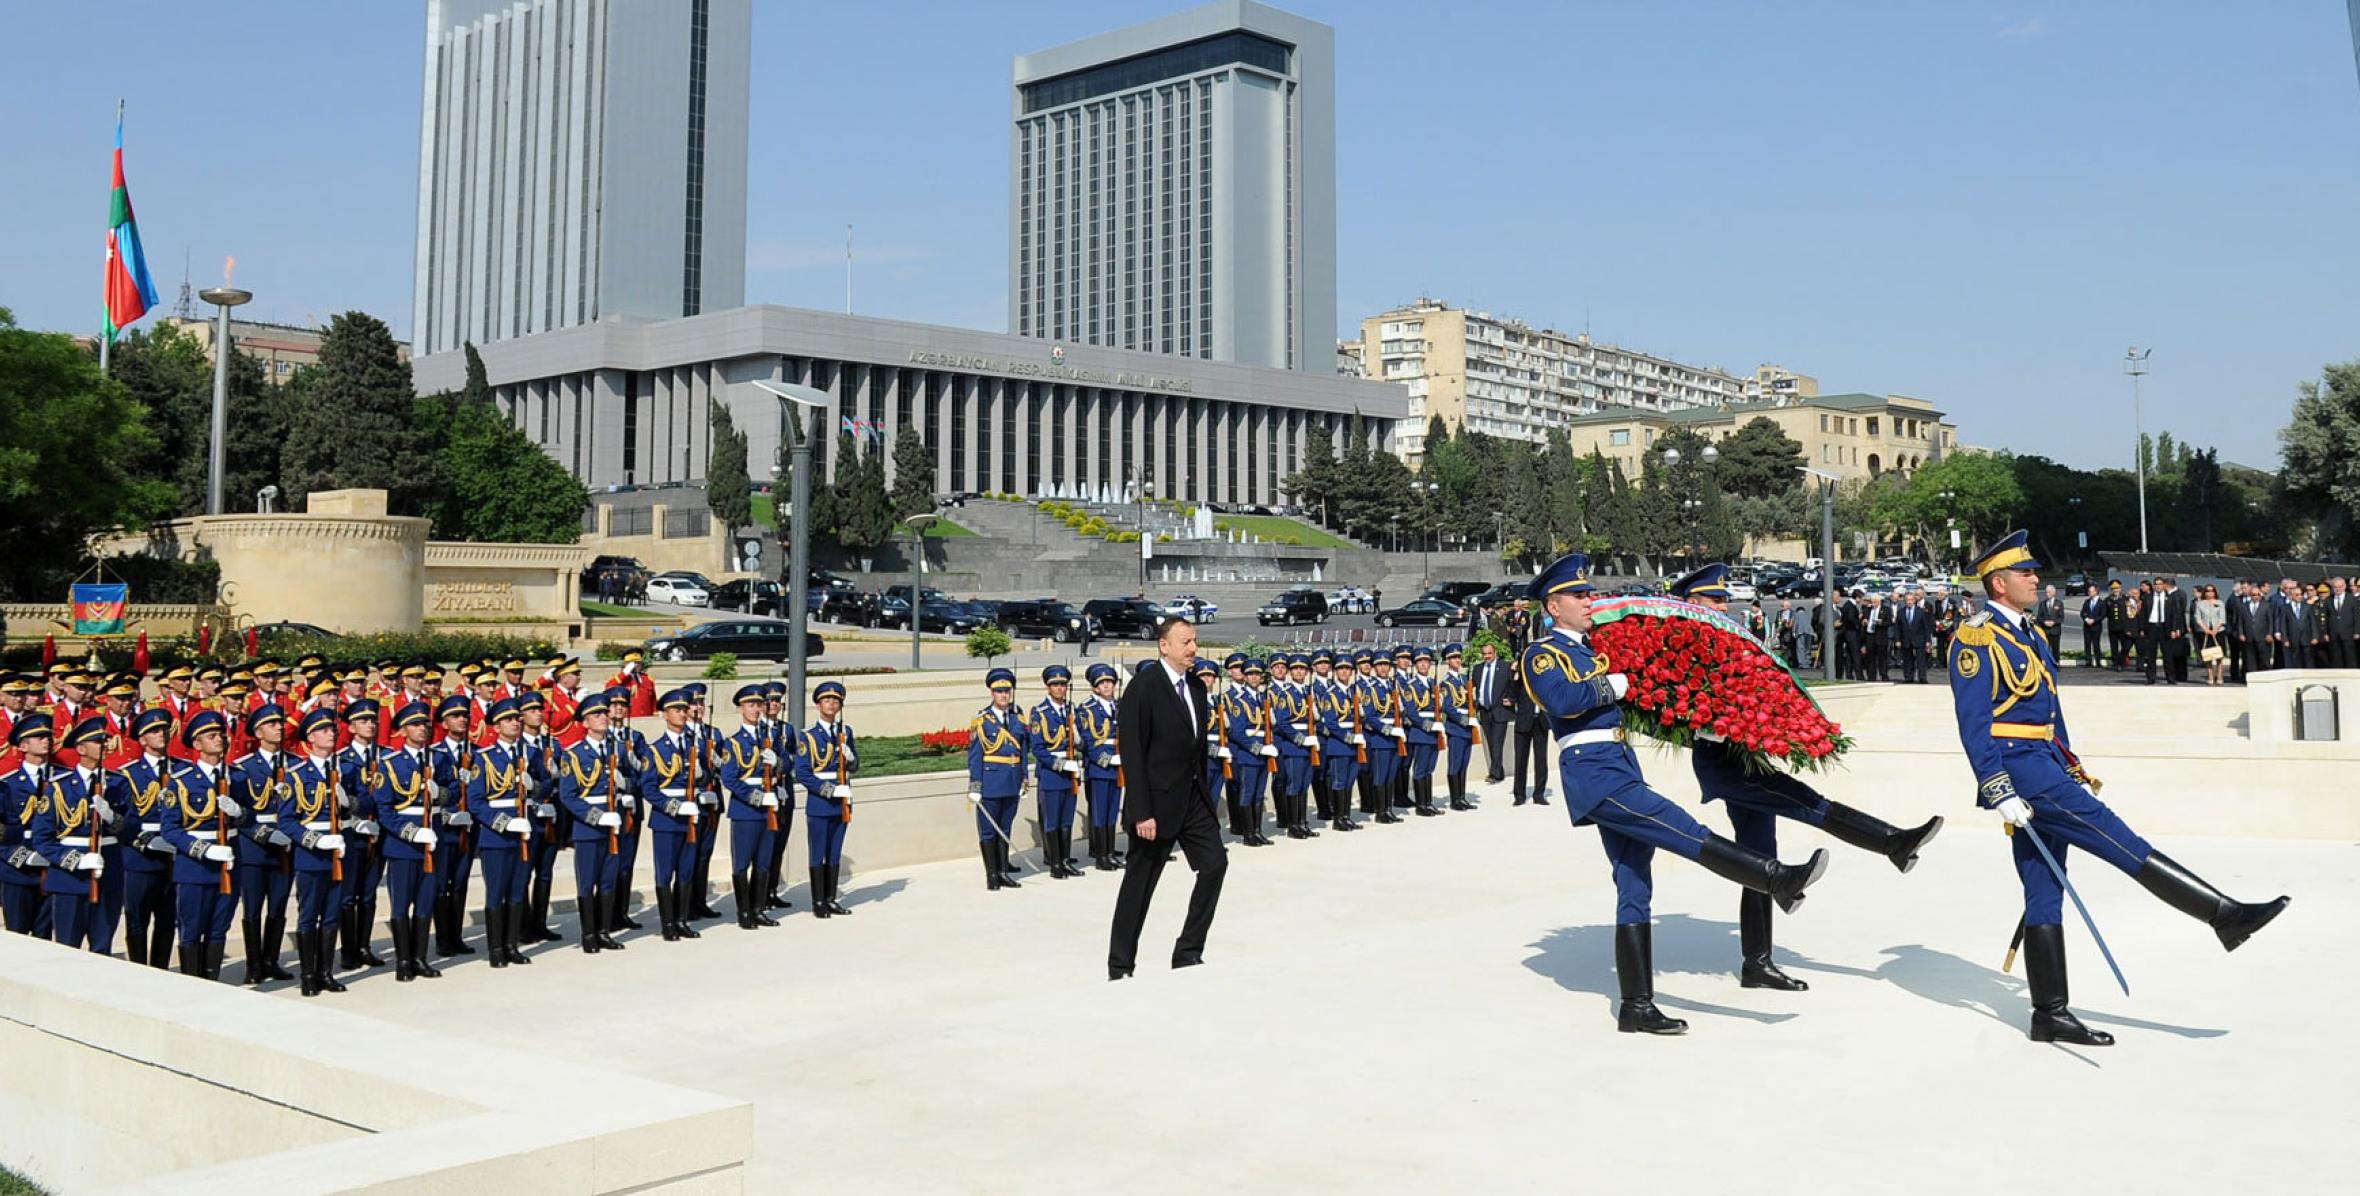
[411,0,749,358]
[1010,0,1335,372]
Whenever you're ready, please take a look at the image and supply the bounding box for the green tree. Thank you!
[1282,419,1342,528]
[809,432,853,550]
[2152,431,2178,479]
[1540,428,1587,553]
[1866,452,2019,562]
[2279,360,2360,557]
[706,399,752,535]
[0,308,178,594]
[221,354,292,513]
[2181,447,2224,551]
[424,348,588,543]
[965,624,1013,664]
[888,424,937,519]
[832,439,896,553]
[1717,417,1807,499]
[282,311,440,515]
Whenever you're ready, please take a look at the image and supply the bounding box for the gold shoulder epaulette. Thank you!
[1953,612,1997,648]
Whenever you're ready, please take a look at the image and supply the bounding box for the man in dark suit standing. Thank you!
[1107,618,1227,981]
[1895,590,1932,683]
[2036,584,2066,659]
[1470,641,1512,783]
[1507,659,1550,806]
[1835,591,1864,680]
[2157,577,2190,684]
[2327,577,2357,669]
[2104,581,2133,670]
[2079,584,2107,669]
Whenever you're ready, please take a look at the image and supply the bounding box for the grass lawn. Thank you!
[1210,513,1355,549]
[2,1165,44,1195]
[854,732,970,778]
[922,518,976,539]
[579,601,638,618]
[752,493,776,529]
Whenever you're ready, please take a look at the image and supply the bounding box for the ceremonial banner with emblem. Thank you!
[71,583,129,636]
[1586,595,1851,772]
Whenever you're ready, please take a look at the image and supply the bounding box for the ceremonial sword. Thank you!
[2015,822,2130,996]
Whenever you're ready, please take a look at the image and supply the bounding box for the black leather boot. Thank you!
[734,873,759,930]
[1450,773,1473,811]
[261,909,295,979]
[579,897,602,954]
[179,940,202,976]
[338,907,364,970]
[410,917,442,978]
[611,882,644,931]
[1415,775,1440,816]
[205,939,227,982]
[996,840,1022,888]
[296,927,321,996]
[675,885,704,939]
[1821,803,1945,873]
[486,903,510,968]
[2134,850,2290,952]
[751,869,781,925]
[1738,891,1808,990]
[240,915,265,985]
[1615,923,1688,1035]
[983,842,1003,891]
[148,919,175,970]
[824,864,852,915]
[393,917,418,981]
[692,864,722,920]
[316,928,348,991]
[358,901,388,965]
[810,866,832,919]
[2024,923,2112,1046]
[1698,835,1829,914]
[505,903,532,964]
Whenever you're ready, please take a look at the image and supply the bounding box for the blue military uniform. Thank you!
[26,717,124,950]
[758,681,799,912]
[281,709,353,994]
[795,681,857,917]
[1314,652,1363,832]
[1436,645,1480,811]
[119,709,183,967]
[638,689,712,942]
[513,691,569,945]
[1196,659,1230,819]
[718,685,784,930]
[967,669,1030,890]
[1358,651,1406,822]
[556,690,634,953]
[158,711,239,979]
[374,703,445,981]
[1028,665,1087,878]
[1267,653,1319,838]
[1522,551,1828,1035]
[231,706,298,984]
[1950,531,2288,1046]
[466,699,539,967]
[1402,646,1443,816]
[427,696,482,958]
[684,683,727,922]
[1223,659,1275,846]
[332,701,391,970]
[1076,663,1127,868]
[1,715,59,937]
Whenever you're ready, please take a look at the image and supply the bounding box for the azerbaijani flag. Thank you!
[103,106,160,343]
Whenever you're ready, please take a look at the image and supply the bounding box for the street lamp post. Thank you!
[197,285,252,516]
[752,379,829,725]
[2125,348,2151,552]
[1135,472,1154,591]
[1937,487,1958,575]
[1389,514,1400,554]
[1661,442,1720,570]
[2067,495,2085,563]
[1800,466,1842,681]
[904,512,940,670]
[1414,480,1438,585]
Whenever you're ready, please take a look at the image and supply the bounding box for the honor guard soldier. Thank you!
[1077,663,1127,868]
[719,685,784,930]
[558,693,632,953]
[514,691,569,943]
[333,700,391,970]
[1521,552,1830,1035]
[757,681,797,912]
[121,708,182,967]
[427,696,481,958]
[967,669,1030,890]
[1360,650,1405,823]
[1271,653,1320,839]
[1027,665,1086,878]
[1437,644,1480,812]
[640,689,710,941]
[1194,658,1229,823]
[281,709,352,995]
[27,717,124,949]
[466,698,537,968]
[159,711,240,978]
[545,658,587,747]
[1669,564,1945,990]
[605,650,658,718]
[375,701,444,980]
[681,683,727,920]
[1316,651,1364,833]
[1951,532,2289,1045]
[1225,658,1277,846]
[1404,646,1443,817]
[232,705,298,984]
[795,681,858,917]
[1388,646,1421,814]
[602,686,651,933]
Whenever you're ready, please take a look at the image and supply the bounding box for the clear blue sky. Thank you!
[7,1,2357,472]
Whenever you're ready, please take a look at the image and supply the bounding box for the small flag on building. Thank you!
[103,104,160,344]
[71,583,129,636]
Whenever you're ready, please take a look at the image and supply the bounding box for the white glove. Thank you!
[831,784,852,799]
[74,853,104,874]
[697,792,721,809]
[617,794,637,810]
[518,772,539,794]
[666,799,697,817]
[1259,744,1278,758]
[594,811,622,829]
[1297,734,1314,747]
[264,829,293,849]
[202,844,236,863]
[318,834,346,853]
[1350,734,1366,746]
[966,791,981,806]
[1214,745,1231,759]
[761,748,781,767]
[533,803,556,821]
[354,819,381,838]
[841,746,856,763]
[1108,754,1122,766]
[411,826,440,848]
[445,810,473,828]
[1606,674,1631,700]
[1995,797,2034,828]
[425,780,441,802]
[217,796,244,818]
[1061,759,1083,774]
[757,792,779,809]
[497,816,528,834]
[94,798,117,823]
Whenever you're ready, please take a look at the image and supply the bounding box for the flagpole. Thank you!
[100,99,124,376]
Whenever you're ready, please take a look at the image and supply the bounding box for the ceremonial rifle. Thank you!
[88,758,106,902]
[326,758,344,884]
[836,724,852,825]
[761,725,779,834]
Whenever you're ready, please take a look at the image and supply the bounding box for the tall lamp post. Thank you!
[1413,480,1439,585]
[197,285,251,515]
[2125,347,2151,552]
[752,379,829,725]
[1661,441,1719,569]
[1937,487,1959,576]
[1800,466,1842,681]
[2067,495,2085,564]
[903,512,940,670]
[1134,470,1154,591]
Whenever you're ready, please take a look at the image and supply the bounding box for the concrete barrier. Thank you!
[2243,668,2360,757]
[0,933,750,1193]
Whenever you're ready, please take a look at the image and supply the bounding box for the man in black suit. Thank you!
[1470,641,1512,783]
[1863,593,1891,681]
[1894,590,1932,683]
[2079,584,2107,670]
[1507,659,1551,806]
[1107,618,1228,981]
[2156,577,2190,684]
[2328,577,2357,669]
[1835,592,1864,680]
[2036,584,2066,659]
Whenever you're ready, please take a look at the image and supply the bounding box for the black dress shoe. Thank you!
[1109,966,1135,981]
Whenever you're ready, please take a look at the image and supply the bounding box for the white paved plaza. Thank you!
[313,771,2350,1196]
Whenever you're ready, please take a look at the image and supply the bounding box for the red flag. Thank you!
[197,625,213,656]
[133,632,150,676]
[244,627,259,657]
[42,635,56,669]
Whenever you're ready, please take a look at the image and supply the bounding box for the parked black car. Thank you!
[1082,597,1168,640]
[642,619,824,662]
[1422,580,1493,607]
[1465,583,1526,611]
[1375,599,1467,628]
[998,599,1095,641]
[1257,589,1329,626]
[710,578,785,616]
[820,589,879,626]
[873,595,980,634]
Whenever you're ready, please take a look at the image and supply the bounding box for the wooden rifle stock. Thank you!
[684,735,700,843]
[762,725,780,833]
[216,766,233,894]
[327,761,344,883]
[836,726,851,825]
[87,763,102,902]
[1352,690,1368,764]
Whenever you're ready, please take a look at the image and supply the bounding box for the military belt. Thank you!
[983,754,1018,765]
[1990,724,2056,741]
[1562,728,1627,746]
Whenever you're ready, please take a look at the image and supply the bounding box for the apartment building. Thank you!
[1562,392,1959,486]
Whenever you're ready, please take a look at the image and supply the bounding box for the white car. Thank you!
[1726,581,1758,601]
[645,576,710,607]
[1163,594,1220,623]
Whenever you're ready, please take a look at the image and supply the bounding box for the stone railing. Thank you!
[1,603,225,641]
